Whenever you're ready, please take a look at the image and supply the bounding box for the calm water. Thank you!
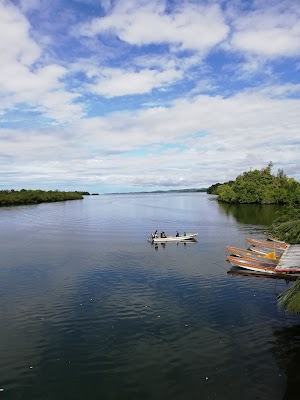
[1,193,300,400]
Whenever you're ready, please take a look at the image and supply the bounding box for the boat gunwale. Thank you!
[226,255,277,270]
[245,237,288,250]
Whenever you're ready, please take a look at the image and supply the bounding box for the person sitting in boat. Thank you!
[176,231,179,237]
[161,231,167,238]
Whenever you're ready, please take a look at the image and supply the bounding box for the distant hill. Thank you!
[105,188,208,195]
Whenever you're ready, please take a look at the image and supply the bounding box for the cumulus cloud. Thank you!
[0,1,84,122]
[72,51,192,97]
[2,86,298,189]
[1,0,300,191]
[229,2,300,59]
[86,67,182,97]
[0,1,41,65]
[78,0,229,53]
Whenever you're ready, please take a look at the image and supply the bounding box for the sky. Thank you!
[0,0,300,193]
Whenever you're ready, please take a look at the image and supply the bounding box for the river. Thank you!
[0,193,299,399]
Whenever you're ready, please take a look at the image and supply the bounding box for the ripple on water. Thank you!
[0,194,292,399]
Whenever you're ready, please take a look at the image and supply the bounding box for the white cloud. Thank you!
[229,5,300,58]
[10,87,292,189]
[1,61,300,189]
[87,67,182,97]
[78,0,229,53]
[72,51,195,97]
[0,64,66,98]
[1,1,300,191]
[0,1,84,122]
[0,1,41,65]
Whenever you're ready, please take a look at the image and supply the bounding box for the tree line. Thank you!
[207,163,300,244]
[207,162,300,205]
[0,189,84,206]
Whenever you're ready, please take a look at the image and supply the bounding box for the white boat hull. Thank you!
[148,233,198,243]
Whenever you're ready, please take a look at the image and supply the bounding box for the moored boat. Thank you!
[249,246,284,256]
[266,236,287,245]
[226,246,278,262]
[226,255,277,274]
[246,237,288,250]
[234,254,277,265]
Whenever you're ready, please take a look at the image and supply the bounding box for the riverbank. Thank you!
[0,190,84,207]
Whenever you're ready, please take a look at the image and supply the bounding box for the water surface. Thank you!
[0,193,299,399]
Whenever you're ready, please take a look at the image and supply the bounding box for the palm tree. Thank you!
[278,279,300,314]
[270,219,300,245]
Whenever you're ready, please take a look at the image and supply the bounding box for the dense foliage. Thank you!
[270,204,300,312]
[278,279,300,314]
[270,220,300,244]
[0,189,83,206]
[215,163,300,204]
[207,181,234,194]
[268,204,300,244]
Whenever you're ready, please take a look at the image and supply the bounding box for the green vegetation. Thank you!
[208,162,300,243]
[77,191,90,195]
[278,279,300,314]
[270,220,300,244]
[271,206,300,313]
[210,162,300,205]
[0,189,84,206]
[207,181,233,194]
[268,204,300,244]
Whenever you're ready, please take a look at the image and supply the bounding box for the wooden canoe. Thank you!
[226,255,277,274]
[226,246,278,263]
[245,237,288,250]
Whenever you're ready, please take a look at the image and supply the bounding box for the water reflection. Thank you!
[150,241,198,251]
[218,202,282,226]
[227,267,298,282]
[0,193,296,399]
[271,325,300,400]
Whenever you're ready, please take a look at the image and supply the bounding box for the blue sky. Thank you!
[1,0,300,193]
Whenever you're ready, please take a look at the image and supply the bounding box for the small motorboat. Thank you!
[147,232,198,243]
